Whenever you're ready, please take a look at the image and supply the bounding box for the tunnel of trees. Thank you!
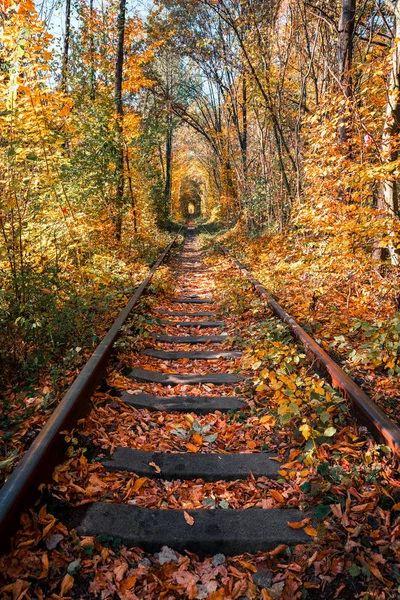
[178,178,203,219]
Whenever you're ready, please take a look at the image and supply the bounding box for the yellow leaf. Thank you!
[260,415,275,425]
[256,383,268,392]
[299,424,312,440]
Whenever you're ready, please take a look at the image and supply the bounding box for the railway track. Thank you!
[0,225,399,597]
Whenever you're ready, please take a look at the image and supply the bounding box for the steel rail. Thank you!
[201,225,400,455]
[0,229,183,551]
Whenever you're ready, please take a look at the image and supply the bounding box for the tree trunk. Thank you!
[382,2,400,219]
[374,1,400,264]
[125,149,138,234]
[61,0,71,91]
[89,0,96,101]
[114,0,126,242]
[337,0,356,144]
[164,116,173,215]
[240,69,248,179]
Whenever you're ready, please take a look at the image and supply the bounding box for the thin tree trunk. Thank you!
[241,69,248,179]
[337,0,356,144]
[375,0,400,264]
[114,0,126,242]
[164,117,173,214]
[61,0,71,91]
[125,149,138,234]
[89,0,96,101]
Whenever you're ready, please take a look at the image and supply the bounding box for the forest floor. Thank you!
[219,216,400,427]
[0,230,398,600]
[0,231,175,487]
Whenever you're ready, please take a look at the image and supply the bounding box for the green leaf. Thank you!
[299,481,310,493]
[315,504,331,520]
[283,389,294,397]
[26,152,37,160]
[348,563,361,577]
[67,559,81,575]
[320,411,330,423]
[280,413,292,424]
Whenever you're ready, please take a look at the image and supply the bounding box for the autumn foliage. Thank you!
[1,0,400,597]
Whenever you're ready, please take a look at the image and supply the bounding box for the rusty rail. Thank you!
[0,230,183,551]
[202,225,400,455]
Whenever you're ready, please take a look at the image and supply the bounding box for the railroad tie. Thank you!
[142,349,242,360]
[67,505,311,556]
[149,333,228,343]
[102,447,280,481]
[159,320,225,328]
[119,392,245,413]
[153,309,218,317]
[126,368,242,386]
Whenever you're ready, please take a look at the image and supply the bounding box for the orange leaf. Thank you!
[210,590,225,600]
[120,576,137,592]
[270,490,285,503]
[304,526,317,537]
[192,432,203,446]
[247,440,257,450]
[287,517,312,529]
[281,461,298,469]
[60,574,74,597]
[39,553,49,579]
[184,511,194,526]
[133,477,148,492]
[238,560,257,572]
[148,461,161,473]
[185,443,199,453]
[268,544,288,556]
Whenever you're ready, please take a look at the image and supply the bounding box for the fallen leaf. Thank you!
[192,432,203,445]
[268,544,288,556]
[184,511,194,526]
[287,517,312,529]
[120,577,137,593]
[133,477,148,491]
[238,559,257,572]
[149,461,161,473]
[270,490,284,503]
[185,442,199,453]
[60,574,74,597]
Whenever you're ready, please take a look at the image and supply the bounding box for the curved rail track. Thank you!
[0,225,399,561]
